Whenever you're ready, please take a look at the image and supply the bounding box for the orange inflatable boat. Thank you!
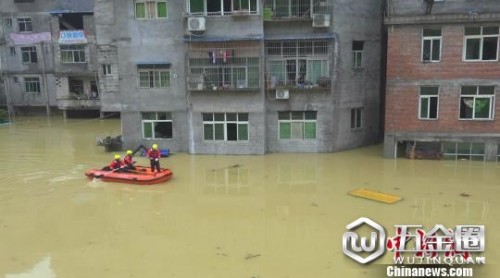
[85,166,173,185]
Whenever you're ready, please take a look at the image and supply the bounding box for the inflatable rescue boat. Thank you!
[85,166,173,185]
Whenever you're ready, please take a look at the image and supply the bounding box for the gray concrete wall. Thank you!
[95,0,189,152]
[332,0,383,150]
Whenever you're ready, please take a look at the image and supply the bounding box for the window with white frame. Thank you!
[422,28,442,62]
[24,77,40,93]
[459,86,495,120]
[203,113,249,141]
[21,46,37,63]
[352,41,364,68]
[138,64,170,88]
[102,64,112,76]
[350,107,363,129]
[464,26,499,61]
[443,142,485,161]
[17,18,32,32]
[60,45,86,63]
[266,40,331,89]
[419,86,439,119]
[188,0,258,16]
[142,112,173,139]
[266,0,310,18]
[278,111,317,139]
[135,0,167,19]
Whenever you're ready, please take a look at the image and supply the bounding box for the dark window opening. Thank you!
[154,122,173,138]
[482,37,498,60]
[58,13,85,30]
[227,123,237,141]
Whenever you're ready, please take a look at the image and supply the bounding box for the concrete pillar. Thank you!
[484,141,498,162]
[383,133,397,159]
[62,110,67,120]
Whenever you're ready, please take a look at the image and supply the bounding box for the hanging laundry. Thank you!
[208,50,216,64]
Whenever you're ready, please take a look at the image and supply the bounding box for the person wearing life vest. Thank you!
[147,144,161,173]
[102,154,123,171]
[123,150,136,171]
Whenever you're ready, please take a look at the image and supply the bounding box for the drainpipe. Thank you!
[40,41,51,117]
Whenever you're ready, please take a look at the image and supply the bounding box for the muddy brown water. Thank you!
[0,117,498,277]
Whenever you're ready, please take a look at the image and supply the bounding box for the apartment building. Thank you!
[384,0,500,161]
[96,0,384,154]
[0,0,98,118]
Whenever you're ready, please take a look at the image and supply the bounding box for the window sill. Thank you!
[462,59,499,63]
[418,118,438,121]
[458,118,494,121]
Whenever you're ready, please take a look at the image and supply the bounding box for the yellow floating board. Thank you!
[349,188,402,204]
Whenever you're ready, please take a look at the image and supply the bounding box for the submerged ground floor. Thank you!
[384,132,500,162]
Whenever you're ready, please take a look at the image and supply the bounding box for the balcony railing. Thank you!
[263,0,331,21]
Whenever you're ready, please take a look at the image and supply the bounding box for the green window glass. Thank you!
[214,124,225,140]
[139,72,150,88]
[279,122,291,139]
[304,122,316,139]
[143,122,153,138]
[204,124,213,140]
[238,124,248,140]
[157,2,167,18]
[136,3,146,18]
[190,0,204,13]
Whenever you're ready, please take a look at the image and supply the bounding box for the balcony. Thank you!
[57,96,100,110]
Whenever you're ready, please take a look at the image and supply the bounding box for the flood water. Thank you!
[0,117,499,277]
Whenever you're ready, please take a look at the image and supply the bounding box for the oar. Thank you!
[94,166,126,178]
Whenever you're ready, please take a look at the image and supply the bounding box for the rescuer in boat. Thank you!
[147,144,161,173]
[123,150,136,171]
[102,154,124,171]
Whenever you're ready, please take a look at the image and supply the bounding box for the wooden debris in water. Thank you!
[211,164,241,171]
[245,253,261,260]
[460,193,471,198]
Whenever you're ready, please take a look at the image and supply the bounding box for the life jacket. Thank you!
[147,148,161,159]
[109,159,123,169]
[124,155,133,165]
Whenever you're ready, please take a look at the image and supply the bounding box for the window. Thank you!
[138,64,170,88]
[443,142,485,161]
[203,113,249,141]
[278,111,317,139]
[419,86,439,119]
[188,0,258,16]
[17,18,32,32]
[422,28,442,62]
[135,0,167,19]
[102,64,112,76]
[142,112,173,139]
[268,0,310,18]
[9,47,16,56]
[352,41,364,68]
[351,107,363,129]
[24,77,40,93]
[464,26,499,61]
[4,18,12,27]
[266,40,331,89]
[60,45,86,63]
[21,46,37,63]
[459,86,495,120]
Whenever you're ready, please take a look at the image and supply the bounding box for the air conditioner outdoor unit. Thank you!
[312,14,331,28]
[275,89,289,100]
[188,17,206,32]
